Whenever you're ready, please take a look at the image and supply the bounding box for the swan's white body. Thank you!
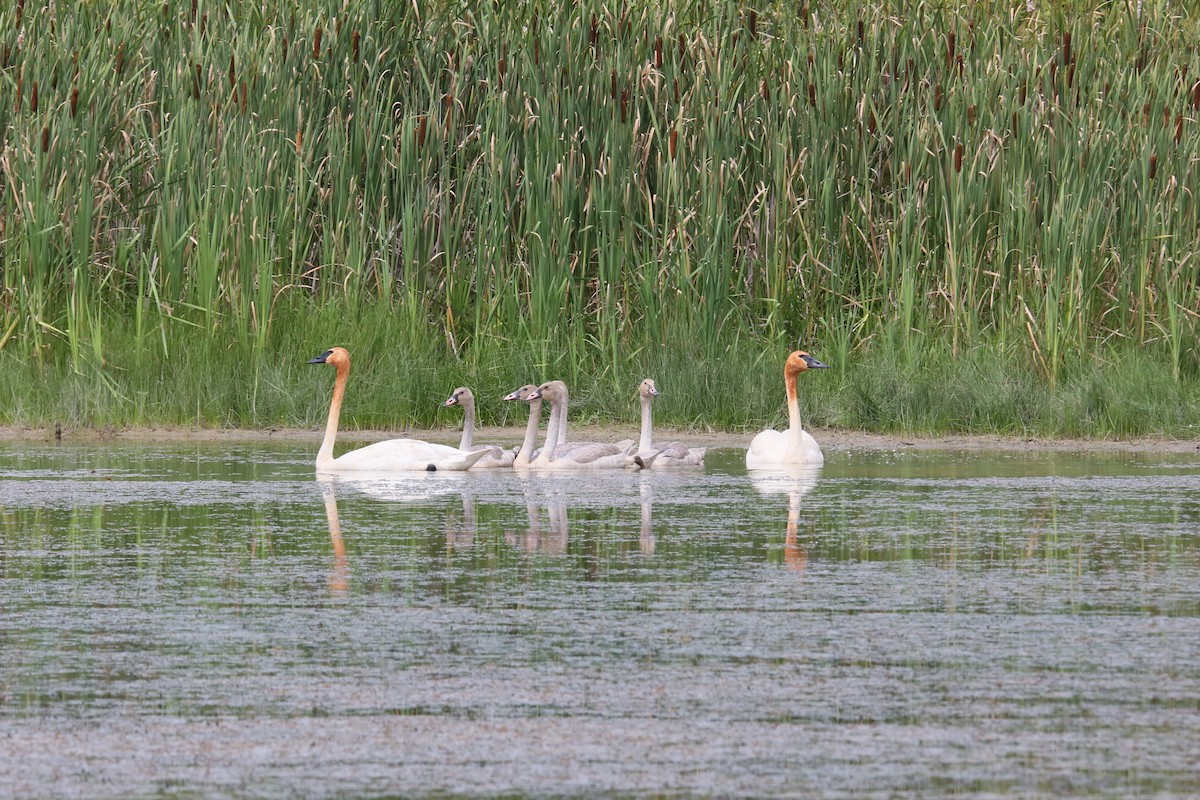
[745,351,829,469]
[528,381,655,470]
[309,348,488,472]
[443,386,516,468]
[634,379,705,467]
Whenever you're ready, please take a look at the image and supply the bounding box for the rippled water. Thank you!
[1,441,1199,798]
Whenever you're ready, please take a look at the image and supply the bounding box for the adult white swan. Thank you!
[526,380,654,470]
[634,379,705,466]
[308,348,488,472]
[745,350,829,469]
[442,386,517,468]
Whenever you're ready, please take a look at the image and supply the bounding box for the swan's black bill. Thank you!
[803,354,830,369]
[307,350,333,364]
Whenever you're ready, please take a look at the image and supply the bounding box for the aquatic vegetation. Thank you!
[1,1,1199,434]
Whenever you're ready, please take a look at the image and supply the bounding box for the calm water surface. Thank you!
[1,440,1199,798]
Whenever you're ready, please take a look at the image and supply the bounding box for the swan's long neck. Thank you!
[535,394,564,466]
[639,394,654,452]
[785,371,802,443]
[552,385,570,445]
[318,362,349,466]
[515,398,542,467]
[458,397,475,450]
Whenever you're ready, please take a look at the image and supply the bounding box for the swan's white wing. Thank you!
[327,439,488,472]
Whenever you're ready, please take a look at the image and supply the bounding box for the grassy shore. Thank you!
[1,1,1199,438]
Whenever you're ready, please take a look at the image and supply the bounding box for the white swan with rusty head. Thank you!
[308,347,487,472]
[746,350,829,469]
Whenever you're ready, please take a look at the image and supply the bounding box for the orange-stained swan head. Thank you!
[785,350,829,378]
[638,378,660,399]
[308,347,350,369]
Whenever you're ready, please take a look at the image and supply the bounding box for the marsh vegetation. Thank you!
[1,1,1199,435]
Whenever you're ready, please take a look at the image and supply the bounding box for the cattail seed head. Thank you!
[417,115,427,147]
[748,10,757,39]
[620,87,630,123]
[611,69,617,100]
[655,35,662,69]
[1062,30,1072,66]
[954,142,963,173]
[228,54,236,89]
[934,82,942,112]
[857,19,864,43]
[295,129,302,155]
[193,63,202,99]
[1149,154,1157,179]
[946,31,956,69]
[70,85,79,117]
[669,129,678,160]
[761,78,768,101]
[313,26,322,60]
[590,15,598,49]
[30,80,38,114]
[352,30,360,63]
[239,80,247,114]
[14,69,21,113]
[41,125,50,153]
[116,42,126,76]
[807,82,816,108]
[1176,112,1183,144]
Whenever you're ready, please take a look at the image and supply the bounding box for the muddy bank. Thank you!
[2,424,1198,454]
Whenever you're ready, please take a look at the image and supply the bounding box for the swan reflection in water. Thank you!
[318,479,350,596]
[506,473,660,556]
[750,466,822,571]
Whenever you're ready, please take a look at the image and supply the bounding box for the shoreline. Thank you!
[2,425,1198,454]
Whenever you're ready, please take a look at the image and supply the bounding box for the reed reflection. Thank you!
[751,466,822,571]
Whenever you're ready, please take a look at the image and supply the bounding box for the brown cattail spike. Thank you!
[808,82,816,108]
[669,129,678,160]
[313,26,322,59]
[1149,154,1157,179]
[620,87,630,123]
[41,125,50,153]
[352,30,360,63]
[30,80,38,114]
[954,142,963,173]
[116,43,126,76]
[417,115,427,147]
[655,36,662,69]
[70,85,79,117]
[229,54,236,89]
[748,10,757,39]
[1176,112,1183,144]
